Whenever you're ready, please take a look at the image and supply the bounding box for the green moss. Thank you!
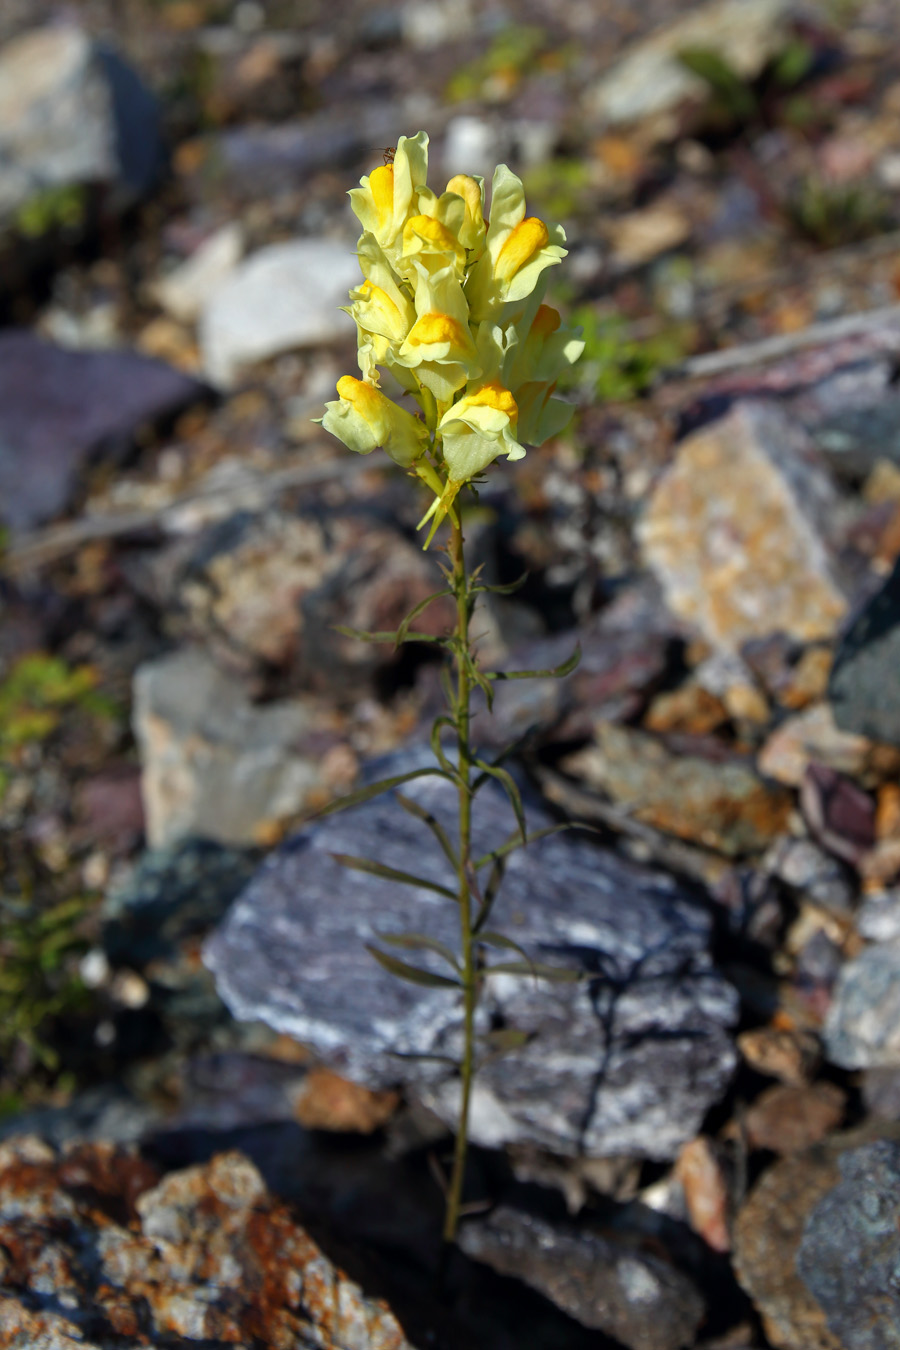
[14,184,87,240]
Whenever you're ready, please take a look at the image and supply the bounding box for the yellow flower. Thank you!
[466,165,566,321]
[348,132,430,256]
[439,379,523,482]
[319,376,428,466]
[395,264,481,403]
[445,174,486,255]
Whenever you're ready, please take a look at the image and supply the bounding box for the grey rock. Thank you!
[830,555,900,747]
[199,238,359,386]
[825,939,900,1069]
[588,0,796,130]
[204,763,738,1159]
[458,1205,704,1350]
[0,330,205,531]
[0,26,161,222]
[797,1140,900,1349]
[133,647,330,849]
[857,887,900,943]
[813,394,900,478]
[152,221,243,324]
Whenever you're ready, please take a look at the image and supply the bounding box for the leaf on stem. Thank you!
[486,643,581,682]
[484,958,581,983]
[312,767,453,819]
[396,793,458,870]
[366,944,461,989]
[334,624,446,646]
[396,589,453,647]
[474,821,603,871]
[471,758,526,843]
[472,571,529,597]
[377,931,461,973]
[330,853,457,900]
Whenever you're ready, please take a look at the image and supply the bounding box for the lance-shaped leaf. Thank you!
[472,570,529,597]
[395,588,453,647]
[334,624,445,646]
[484,958,581,983]
[487,642,580,682]
[471,758,526,843]
[476,930,537,972]
[330,853,457,900]
[366,944,461,988]
[474,821,603,871]
[431,715,462,782]
[377,931,461,973]
[478,1027,532,1053]
[312,767,452,820]
[396,792,458,870]
[465,650,495,712]
[473,852,507,933]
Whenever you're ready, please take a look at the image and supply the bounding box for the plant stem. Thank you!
[443,514,476,1245]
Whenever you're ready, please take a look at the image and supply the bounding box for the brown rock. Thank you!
[645,683,730,736]
[0,1136,413,1350]
[733,1146,842,1350]
[744,1083,846,1155]
[564,721,793,857]
[639,402,846,653]
[758,702,900,789]
[737,1026,822,1086]
[675,1136,731,1252]
[293,1067,400,1134]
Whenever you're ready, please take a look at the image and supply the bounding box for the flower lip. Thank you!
[495,217,550,282]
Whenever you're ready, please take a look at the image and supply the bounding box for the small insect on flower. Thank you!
[382,146,396,165]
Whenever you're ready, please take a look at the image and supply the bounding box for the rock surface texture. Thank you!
[458,1205,705,1350]
[0,1134,414,1349]
[204,765,738,1160]
[639,401,847,652]
[133,647,329,848]
[829,555,900,747]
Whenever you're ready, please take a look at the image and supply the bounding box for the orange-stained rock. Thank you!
[675,1136,731,1252]
[639,402,846,652]
[744,1083,846,1155]
[293,1067,400,1133]
[0,1136,414,1350]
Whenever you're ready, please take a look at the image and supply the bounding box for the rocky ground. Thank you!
[2,0,900,1346]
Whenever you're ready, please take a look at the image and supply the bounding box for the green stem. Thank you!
[443,514,476,1245]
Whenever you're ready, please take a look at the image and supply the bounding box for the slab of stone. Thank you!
[133,647,331,849]
[829,554,900,747]
[758,702,900,789]
[200,238,359,386]
[824,939,900,1069]
[0,1137,414,1349]
[204,761,738,1160]
[0,331,205,531]
[152,221,244,324]
[733,1143,844,1350]
[797,1139,900,1350]
[458,1205,704,1350]
[0,26,160,222]
[589,0,795,130]
[639,401,846,653]
[564,721,793,858]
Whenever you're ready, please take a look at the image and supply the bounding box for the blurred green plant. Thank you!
[785,173,893,247]
[0,891,93,1099]
[14,184,87,240]
[677,38,815,135]
[558,306,689,401]
[446,25,548,102]
[0,654,116,800]
[521,159,592,222]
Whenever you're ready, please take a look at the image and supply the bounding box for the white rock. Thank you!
[199,238,359,387]
[590,0,793,128]
[133,647,326,849]
[153,223,244,324]
[0,27,114,218]
[442,115,504,181]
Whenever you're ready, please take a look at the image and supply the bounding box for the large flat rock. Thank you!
[204,762,737,1160]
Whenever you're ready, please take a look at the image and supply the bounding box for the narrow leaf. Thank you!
[478,1027,532,1054]
[473,854,507,933]
[472,759,526,843]
[366,944,460,988]
[474,822,603,872]
[472,570,529,597]
[330,853,457,900]
[396,793,458,870]
[334,625,444,645]
[488,643,581,682]
[476,931,538,976]
[377,931,461,972]
[396,589,453,647]
[311,767,451,820]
